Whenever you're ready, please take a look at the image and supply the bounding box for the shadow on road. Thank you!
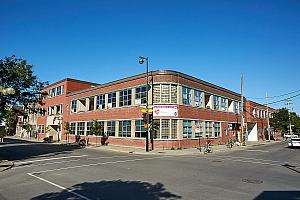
[254,191,300,200]
[31,180,182,200]
[0,138,82,161]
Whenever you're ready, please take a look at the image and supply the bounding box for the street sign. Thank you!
[140,108,153,113]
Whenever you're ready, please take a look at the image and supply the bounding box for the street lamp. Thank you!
[138,56,150,152]
[0,87,15,117]
[0,87,15,95]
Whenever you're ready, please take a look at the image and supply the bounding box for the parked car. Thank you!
[284,134,298,140]
[288,138,300,148]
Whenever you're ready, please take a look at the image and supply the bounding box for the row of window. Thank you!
[71,85,147,113]
[183,120,222,138]
[253,108,272,119]
[48,85,64,98]
[67,119,225,139]
[68,120,146,138]
[70,84,241,114]
[37,125,45,133]
[183,86,241,114]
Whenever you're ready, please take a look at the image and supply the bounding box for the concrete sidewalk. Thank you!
[3,135,283,156]
[88,140,282,155]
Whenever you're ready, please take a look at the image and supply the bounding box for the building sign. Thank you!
[153,105,178,117]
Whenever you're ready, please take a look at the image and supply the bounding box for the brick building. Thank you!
[34,70,275,149]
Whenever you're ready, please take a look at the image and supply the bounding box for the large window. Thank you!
[77,122,85,135]
[37,125,45,133]
[195,120,204,138]
[161,119,170,139]
[135,86,147,105]
[108,92,116,108]
[153,119,160,139]
[96,95,105,109]
[183,120,192,138]
[171,120,177,139]
[107,121,115,136]
[69,122,76,135]
[213,95,220,110]
[119,89,132,107]
[205,121,212,137]
[183,87,192,105]
[71,100,77,113]
[153,84,177,104]
[214,122,221,137]
[86,121,93,135]
[221,97,227,112]
[194,90,203,107]
[88,97,94,111]
[234,101,239,114]
[135,120,146,138]
[119,121,131,137]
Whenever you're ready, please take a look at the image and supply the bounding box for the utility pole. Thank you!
[266,92,270,141]
[286,99,293,135]
[240,73,244,145]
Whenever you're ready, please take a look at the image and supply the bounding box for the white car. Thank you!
[288,138,300,148]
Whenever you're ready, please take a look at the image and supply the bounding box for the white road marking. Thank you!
[15,155,88,165]
[202,156,279,166]
[28,173,93,200]
[30,155,171,174]
[240,149,269,153]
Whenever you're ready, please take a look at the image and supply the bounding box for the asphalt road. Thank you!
[0,138,299,200]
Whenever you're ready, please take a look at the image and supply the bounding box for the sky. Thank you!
[1,0,300,114]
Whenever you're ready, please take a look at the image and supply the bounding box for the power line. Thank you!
[247,89,300,100]
[266,93,300,105]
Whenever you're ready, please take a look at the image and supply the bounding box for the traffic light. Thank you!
[142,113,147,123]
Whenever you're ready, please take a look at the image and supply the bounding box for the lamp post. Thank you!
[139,56,149,152]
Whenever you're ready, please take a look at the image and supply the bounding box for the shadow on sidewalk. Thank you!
[254,191,300,200]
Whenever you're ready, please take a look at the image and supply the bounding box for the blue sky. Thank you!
[1,0,300,114]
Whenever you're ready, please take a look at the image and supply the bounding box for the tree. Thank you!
[0,55,48,112]
[270,108,300,135]
[90,120,101,146]
[0,55,48,134]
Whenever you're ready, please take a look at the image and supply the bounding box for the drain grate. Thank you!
[242,178,263,184]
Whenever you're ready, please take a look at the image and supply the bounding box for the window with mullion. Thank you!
[183,120,192,138]
[205,121,212,137]
[86,121,93,135]
[213,95,220,110]
[195,90,203,107]
[221,97,227,111]
[96,95,105,109]
[108,92,116,108]
[183,87,192,105]
[119,89,132,107]
[71,100,77,113]
[119,120,131,137]
[107,121,115,136]
[135,86,147,104]
[135,120,146,138]
[77,122,85,135]
[214,122,221,137]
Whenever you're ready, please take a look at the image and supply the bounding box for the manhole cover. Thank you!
[242,178,263,184]
[211,160,222,162]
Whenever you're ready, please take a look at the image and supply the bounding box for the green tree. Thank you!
[90,120,101,146]
[270,108,300,135]
[0,55,48,134]
[0,55,48,111]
